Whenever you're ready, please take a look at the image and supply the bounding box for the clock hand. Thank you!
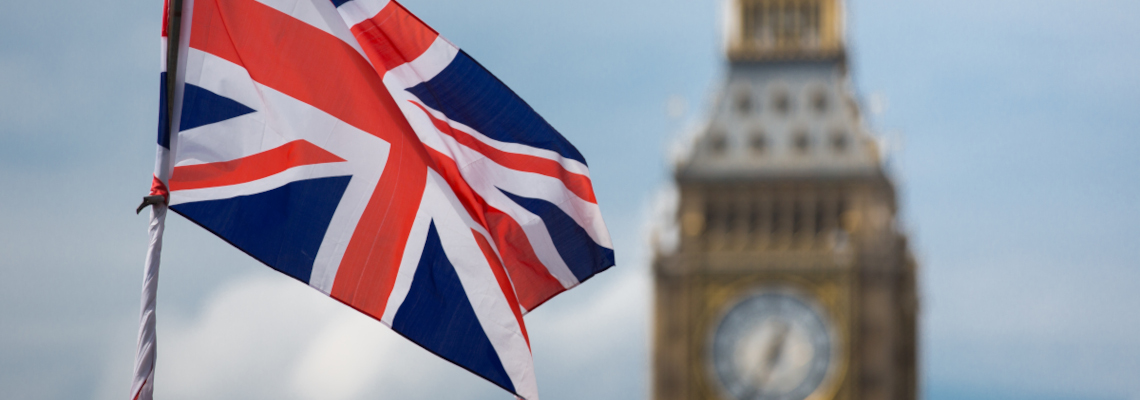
[757,321,791,388]
[741,320,791,399]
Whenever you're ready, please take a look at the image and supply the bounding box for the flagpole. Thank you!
[130,0,182,398]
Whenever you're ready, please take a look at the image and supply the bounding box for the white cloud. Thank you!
[132,261,652,400]
[289,313,390,400]
[153,275,333,399]
[534,268,649,364]
[287,308,500,400]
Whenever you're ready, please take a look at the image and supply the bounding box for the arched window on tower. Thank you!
[749,130,768,154]
[793,129,811,154]
[740,0,825,52]
[744,1,772,48]
[831,130,849,153]
[804,1,821,47]
[704,199,721,234]
[708,130,728,155]
[814,199,825,235]
[792,200,804,235]
[735,89,753,116]
[769,198,782,237]
[748,200,763,234]
[723,198,737,233]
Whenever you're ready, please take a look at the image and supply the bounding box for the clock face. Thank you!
[711,290,835,400]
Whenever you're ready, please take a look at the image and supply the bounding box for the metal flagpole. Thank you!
[131,0,182,398]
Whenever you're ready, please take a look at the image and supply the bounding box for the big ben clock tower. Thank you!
[651,1,918,400]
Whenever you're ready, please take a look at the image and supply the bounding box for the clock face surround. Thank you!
[710,289,837,400]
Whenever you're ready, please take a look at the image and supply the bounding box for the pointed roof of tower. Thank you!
[677,0,881,181]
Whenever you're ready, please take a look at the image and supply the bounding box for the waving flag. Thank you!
[131,0,614,399]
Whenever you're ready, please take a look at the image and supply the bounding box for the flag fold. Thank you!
[147,0,615,398]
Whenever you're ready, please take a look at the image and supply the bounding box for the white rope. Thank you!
[129,203,166,400]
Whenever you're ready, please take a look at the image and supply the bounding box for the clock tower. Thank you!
[651,1,919,400]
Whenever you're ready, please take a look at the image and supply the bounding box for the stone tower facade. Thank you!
[651,1,918,400]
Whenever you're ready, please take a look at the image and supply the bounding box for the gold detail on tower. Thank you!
[728,0,845,61]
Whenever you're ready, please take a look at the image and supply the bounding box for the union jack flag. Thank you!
[140,0,614,398]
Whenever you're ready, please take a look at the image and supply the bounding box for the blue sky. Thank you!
[1,0,1138,399]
